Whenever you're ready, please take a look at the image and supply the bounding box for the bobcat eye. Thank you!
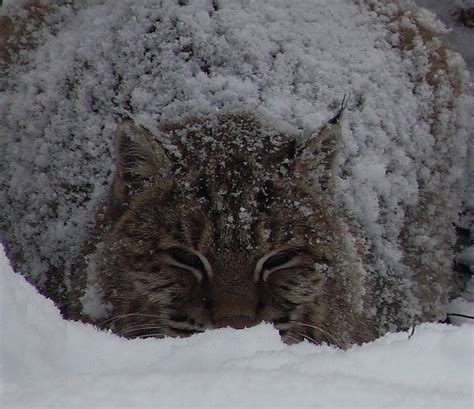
[254,249,300,281]
[169,248,203,269]
[166,247,212,281]
[262,251,297,271]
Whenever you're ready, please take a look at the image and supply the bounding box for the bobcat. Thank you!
[68,107,375,348]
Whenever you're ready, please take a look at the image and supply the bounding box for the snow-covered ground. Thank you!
[1,246,473,408]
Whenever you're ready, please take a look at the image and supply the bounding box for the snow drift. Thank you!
[1,246,473,408]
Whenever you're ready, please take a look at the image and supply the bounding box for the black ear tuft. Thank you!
[295,100,347,189]
[328,94,349,125]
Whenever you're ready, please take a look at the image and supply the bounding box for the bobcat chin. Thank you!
[69,108,375,348]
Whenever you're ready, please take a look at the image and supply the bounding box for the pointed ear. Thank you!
[295,100,347,189]
[111,120,171,209]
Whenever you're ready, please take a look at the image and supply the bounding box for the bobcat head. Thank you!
[84,108,373,347]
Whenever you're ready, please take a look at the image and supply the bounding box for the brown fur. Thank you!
[68,111,375,348]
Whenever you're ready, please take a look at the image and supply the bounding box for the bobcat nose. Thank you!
[214,315,257,330]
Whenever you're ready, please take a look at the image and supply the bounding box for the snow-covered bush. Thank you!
[0,0,472,336]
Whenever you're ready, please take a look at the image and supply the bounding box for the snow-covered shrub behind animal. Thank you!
[0,0,471,338]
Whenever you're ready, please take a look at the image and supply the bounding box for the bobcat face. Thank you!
[90,109,372,347]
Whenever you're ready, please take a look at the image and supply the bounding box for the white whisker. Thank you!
[291,321,343,348]
[99,312,164,327]
[120,324,166,335]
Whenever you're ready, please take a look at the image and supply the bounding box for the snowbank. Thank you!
[1,246,472,408]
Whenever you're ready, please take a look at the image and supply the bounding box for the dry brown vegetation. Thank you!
[0,1,51,71]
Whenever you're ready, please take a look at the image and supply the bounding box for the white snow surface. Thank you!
[1,246,473,409]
